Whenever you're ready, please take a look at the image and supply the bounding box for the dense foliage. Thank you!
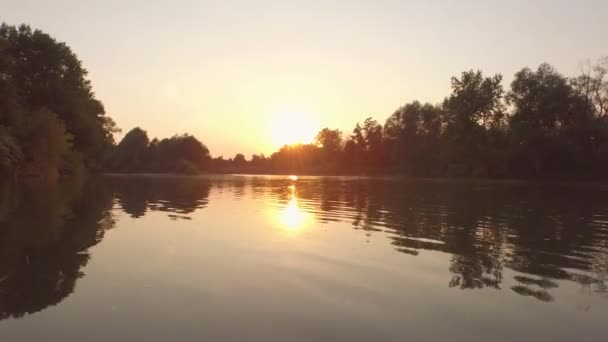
[105,127,211,174]
[223,60,608,179]
[0,24,118,180]
[4,24,606,179]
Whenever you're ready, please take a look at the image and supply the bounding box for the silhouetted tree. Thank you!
[0,23,117,178]
[106,127,149,173]
[507,63,596,178]
[157,134,211,173]
[572,57,608,118]
[316,128,343,155]
[233,153,246,167]
[440,70,505,177]
[91,52,608,179]
[384,101,442,175]
[315,128,343,171]
[106,130,211,174]
[250,154,268,171]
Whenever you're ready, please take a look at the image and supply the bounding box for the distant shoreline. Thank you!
[101,173,608,188]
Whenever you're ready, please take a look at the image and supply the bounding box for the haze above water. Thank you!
[1,175,607,341]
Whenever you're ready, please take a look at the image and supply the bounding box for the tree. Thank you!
[507,63,595,177]
[342,123,366,171]
[106,131,212,174]
[250,154,268,170]
[441,70,505,176]
[233,153,246,167]
[362,118,383,152]
[0,127,22,177]
[572,57,608,118]
[443,70,505,128]
[267,144,324,174]
[150,134,210,173]
[362,118,387,169]
[0,23,117,177]
[165,134,211,171]
[211,156,231,171]
[315,128,343,155]
[0,34,21,131]
[107,127,150,173]
[384,101,442,175]
[21,109,72,180]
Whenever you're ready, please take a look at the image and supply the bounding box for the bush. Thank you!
[175,160,200,175]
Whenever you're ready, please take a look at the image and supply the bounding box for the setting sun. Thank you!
[4,1,608,341]
[269,111,318,148]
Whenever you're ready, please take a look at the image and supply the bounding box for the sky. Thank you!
[4,0,608,157]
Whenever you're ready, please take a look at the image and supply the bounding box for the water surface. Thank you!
[1,175,607,341]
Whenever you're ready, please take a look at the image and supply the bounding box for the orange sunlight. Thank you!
[276,184,311,232]
[269,110,318,148]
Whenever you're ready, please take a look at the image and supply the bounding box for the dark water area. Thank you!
[0,175,607,341]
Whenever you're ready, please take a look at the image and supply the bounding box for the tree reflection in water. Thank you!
[0,178,115,319]
[0,176,214,321]
[1,175,607,323]
[108,176,211,219]
[271,178,608,302]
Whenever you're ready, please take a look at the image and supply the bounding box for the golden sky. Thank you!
[5,0,608,157]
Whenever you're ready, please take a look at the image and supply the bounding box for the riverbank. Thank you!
[102,172,608,188]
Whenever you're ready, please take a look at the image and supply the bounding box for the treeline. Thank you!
[105,127,211,174]
[113,58,608,179]
[13,23,606,179]
[218,60,608,179]
[0,24,118,181]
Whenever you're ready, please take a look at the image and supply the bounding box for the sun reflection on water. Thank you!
[282,197,303,230]
[278,183,310,231]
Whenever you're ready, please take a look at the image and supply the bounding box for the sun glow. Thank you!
[282,197,304,230]
[277,184,311,231]
[269,110,317,148]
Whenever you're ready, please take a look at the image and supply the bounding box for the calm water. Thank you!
[1,175,607,341]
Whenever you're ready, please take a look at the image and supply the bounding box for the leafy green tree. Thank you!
[0,23,117,177]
